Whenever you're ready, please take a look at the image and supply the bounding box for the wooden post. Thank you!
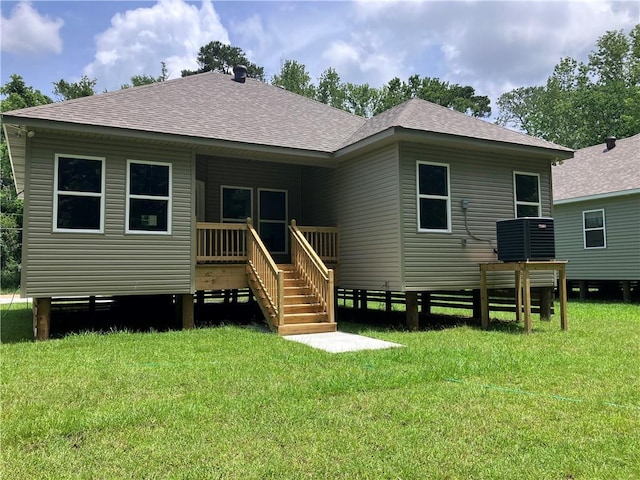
[515,270,522,323]
[579,280,588,300]
[406,292,419,331]
[33,297,51,341]
[420,292,431,314]
[360,290,368,311]
[622,281,631,303]
[181,293,194,329]
[385,291,392,313]
[540,287,552,321]
[89,295,96,324]
[353,289,359,310]
[523,270,532,334]
[196,290,205,306]
[480,267,489,329]
[559,267,568,331]
[472,289,481,320]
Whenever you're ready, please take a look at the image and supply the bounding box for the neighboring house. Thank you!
[2,69,573,338]
[553,134,640,302]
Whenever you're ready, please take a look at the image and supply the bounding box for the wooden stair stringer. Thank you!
[246,266,278,333]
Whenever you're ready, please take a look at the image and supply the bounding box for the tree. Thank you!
[496,25,640,148]
[1,74,52,110]
[1,75,53,288]
[316,68,346,110]
[375,75,491,117]
[271,60,315,97]
[53,75,97,101]
[343,82,380,118]
[121,62,170,89]
[181,41,264,80]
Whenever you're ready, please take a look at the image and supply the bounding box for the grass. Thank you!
[1,301,639,479]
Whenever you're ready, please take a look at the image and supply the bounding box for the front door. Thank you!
[258,189,287,254]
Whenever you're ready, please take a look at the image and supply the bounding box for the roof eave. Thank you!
[554,188,640,205]
[2,116,336,166]
[334,126,575,161]
[2,123,26,197]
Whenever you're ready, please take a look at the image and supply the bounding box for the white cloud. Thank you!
[83,0,229,91]
[0,1,63,55]
[348,0,639,109]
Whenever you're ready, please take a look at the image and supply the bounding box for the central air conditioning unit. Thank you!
[496,217,555,262]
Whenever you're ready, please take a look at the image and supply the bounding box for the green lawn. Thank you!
[1,301,639,479]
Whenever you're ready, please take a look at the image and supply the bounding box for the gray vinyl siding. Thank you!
[554,194,640,280]
[300,166,334,226]
[23,133,193,297]
[400,142,554,290]
[196,155,302,225]
[302,145,403,290]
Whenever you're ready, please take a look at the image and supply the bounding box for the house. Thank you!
[553,134,640,302]
[2,69,573,339]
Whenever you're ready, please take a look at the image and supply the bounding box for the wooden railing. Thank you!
[290,220,335,324]
[297,226,339,263]
[196,222,247,263]
[247,219,284,326]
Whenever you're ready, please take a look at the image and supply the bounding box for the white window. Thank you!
[417,161,451,232]
[514,172,541,217]
[259,188,288,253]
[583,209,606,249]
[221,186,252,223]
[126,160,172,234]
[53,154,105,233]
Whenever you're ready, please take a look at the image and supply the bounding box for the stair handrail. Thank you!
[246,218,284,326]
[290,220,335,324]
[296,225,339,263]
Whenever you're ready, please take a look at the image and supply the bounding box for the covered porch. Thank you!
[195,220,339,335]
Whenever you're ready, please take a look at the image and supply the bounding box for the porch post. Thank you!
[33,297,51,341]
[406,292,419,331]
[181,293,194,329]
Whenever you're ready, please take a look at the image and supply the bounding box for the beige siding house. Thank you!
[553,134,640,301]
[2,71,573,338]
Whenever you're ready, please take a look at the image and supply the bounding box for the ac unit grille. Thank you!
[496,217,555,262]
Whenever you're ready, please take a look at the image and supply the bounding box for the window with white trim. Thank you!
[514,172,541,217]
[583,209,606,249]
[417,161,451,232]
[126,160,171,233]
[54,154,105,232]
[221,186,252,223]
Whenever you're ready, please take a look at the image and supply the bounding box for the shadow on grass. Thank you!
[1,303,33,344]
[336,307,528,335]
[1,297,267,343]
[2,300,531,344]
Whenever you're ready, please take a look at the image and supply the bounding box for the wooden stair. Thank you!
[248,264,336,335]
[279,264,336,335]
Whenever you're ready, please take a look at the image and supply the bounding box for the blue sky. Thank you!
[1,0,639,110]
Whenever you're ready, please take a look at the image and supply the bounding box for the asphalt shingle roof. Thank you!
[552,133,640,201]
[3,72,367,153]
[340,98,572,152]
[3,72,572,155]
